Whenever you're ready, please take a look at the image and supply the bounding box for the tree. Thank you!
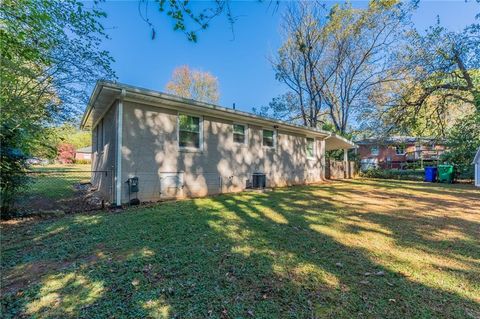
[165,65,220,104]
[139,0,279,42]
[375,19,480,136]
[441,112,480,179]
[0,0,115,217]
[0,126,30,219]
[29,125,92,159]
[57,143,76,164]
[263,1,411,134]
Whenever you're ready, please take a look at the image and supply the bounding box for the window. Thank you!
[96,119,104,153]
[179,114,201,149]
[262,129,275,147]
[233,124,246,144]
[371,146,379,156]
[306,138,315,158]
[395,145,406,155]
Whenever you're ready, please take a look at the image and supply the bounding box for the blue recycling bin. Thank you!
[424,166,437,182]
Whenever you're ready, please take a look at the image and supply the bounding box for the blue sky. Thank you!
[98,0,479,113]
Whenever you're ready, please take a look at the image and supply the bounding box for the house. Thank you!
[474,147,480,187]
[356,136,446,170]
[80,81,356,206]
[74,146,92,162]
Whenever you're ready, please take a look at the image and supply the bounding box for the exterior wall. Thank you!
[91,102,117,202]
[120,101,325,203]
[359,144,413,163]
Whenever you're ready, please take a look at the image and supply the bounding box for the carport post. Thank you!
[344,149,349,179]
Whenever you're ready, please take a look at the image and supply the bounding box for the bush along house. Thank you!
[80,81,356,206]
[356,136,446,171]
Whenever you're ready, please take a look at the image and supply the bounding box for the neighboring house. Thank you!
[474,147,480,187]
[75,146,92,161]
[80,81,356,206]
[356,136,446,170]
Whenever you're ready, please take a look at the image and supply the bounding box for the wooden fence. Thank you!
[326,160,357,179]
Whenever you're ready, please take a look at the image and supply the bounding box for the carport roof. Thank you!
[80,81,356,151]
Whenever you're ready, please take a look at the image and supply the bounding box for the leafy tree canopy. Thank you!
[1,0,115,153]
[165,65,220,104]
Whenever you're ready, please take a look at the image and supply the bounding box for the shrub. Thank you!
[57,143,75,164]
[0,126,31,219]
[360,168,424,181]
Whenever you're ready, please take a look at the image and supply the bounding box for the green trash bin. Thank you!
[437,165,454,183]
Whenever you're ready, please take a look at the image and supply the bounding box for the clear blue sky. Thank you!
[98,0,479,113]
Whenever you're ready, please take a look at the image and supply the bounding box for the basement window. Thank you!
[179,114,201,149]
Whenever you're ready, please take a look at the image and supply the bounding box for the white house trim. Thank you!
[115,90,126,206]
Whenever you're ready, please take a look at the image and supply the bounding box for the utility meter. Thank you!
[127,177,139,193]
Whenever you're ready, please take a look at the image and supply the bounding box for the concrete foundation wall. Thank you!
[119,101,326,203]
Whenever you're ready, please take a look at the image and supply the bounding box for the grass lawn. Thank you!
[23,164,92,200]
[1,179,479,318]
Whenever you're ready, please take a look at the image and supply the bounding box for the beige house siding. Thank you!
[91,101,117,200]
[117,100,326,203]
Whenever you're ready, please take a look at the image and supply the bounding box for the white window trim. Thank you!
[306,137,315,159]
[262,128,276,148]
[232,123,248,145]
[371,146,379,156]
[395,146,406,155]
[177,113,203,152]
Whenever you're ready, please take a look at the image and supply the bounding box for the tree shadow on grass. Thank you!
[1,182,479,318]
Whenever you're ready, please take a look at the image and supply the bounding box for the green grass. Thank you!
[1,179,479,318]
[22,164,92,200]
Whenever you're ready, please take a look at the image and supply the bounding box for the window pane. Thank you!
[233,124,245,144]
[263,130,274,147]
[263,130,273,138]
[179,115,199,132]
[233,124,244,135]
[233,133,245,143]
[179,131,199,148]
[179,114,200,148]
[306,138,314,157]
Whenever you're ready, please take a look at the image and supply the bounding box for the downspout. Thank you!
[116,89,127,207]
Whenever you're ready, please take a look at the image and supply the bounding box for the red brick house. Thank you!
[356,137,446,170]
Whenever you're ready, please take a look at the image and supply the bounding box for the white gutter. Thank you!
[115,89,126,207]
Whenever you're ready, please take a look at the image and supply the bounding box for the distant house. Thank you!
[80,81,356,206]
[356,136,446,170]
[75,146,92,162]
